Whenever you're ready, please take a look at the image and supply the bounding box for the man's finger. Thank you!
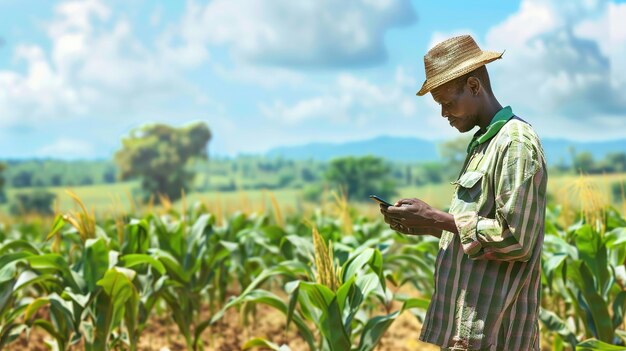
[391,222,409,234]
[385,205,405,214]
[396,198,415,205]
[386,217,400,225]
[384,209,406,220]
[395,198,418,206]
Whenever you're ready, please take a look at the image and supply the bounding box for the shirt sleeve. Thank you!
[454,140,546,261]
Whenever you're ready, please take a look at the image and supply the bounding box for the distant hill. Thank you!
[265,135,626,165]
[540,139,626,165]
[266,136,440,162]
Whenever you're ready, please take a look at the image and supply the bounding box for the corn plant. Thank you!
[383,237,438,296]
[0,196,168,351]
[0,240,44,347]
[540,206,626,350]
[146,209,271,350]
[212,226,428,351]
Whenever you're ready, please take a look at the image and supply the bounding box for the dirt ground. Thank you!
[8,283,556,351]
[9,300,439,351]
[10,303,560,351]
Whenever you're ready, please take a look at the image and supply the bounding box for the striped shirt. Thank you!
[419,107,548,351]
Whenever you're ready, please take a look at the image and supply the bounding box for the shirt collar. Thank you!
[466,106,514,154]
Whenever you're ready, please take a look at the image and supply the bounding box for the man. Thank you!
[381,35,547,351]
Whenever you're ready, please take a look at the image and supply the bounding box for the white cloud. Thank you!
[260,67,419,125]
[574,2,626,87]
[486,1,557,49]
[0,0,203,128]
[177,0,416,68]
[473,0,626,138]
[37,138,95,159]
[418,0,626,141]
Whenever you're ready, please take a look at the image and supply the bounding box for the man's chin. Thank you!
[453,125,469,133]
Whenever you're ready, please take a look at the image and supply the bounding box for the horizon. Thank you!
[2,133,626,163]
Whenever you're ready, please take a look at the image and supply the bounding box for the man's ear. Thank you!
[467,76,481,96]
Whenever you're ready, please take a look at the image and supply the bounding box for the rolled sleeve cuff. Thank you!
[454,211,483,257]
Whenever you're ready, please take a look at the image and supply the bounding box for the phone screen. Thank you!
[369,195,393,207]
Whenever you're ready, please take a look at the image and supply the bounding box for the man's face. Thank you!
[430,81,479,133]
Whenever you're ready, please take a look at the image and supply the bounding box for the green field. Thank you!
[3,172,625,223]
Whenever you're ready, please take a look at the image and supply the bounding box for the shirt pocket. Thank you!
[452,170,485,204]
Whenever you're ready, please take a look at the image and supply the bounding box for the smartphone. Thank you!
[369,195,394,207]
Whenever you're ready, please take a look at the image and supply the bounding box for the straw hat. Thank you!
[416,35,504,96]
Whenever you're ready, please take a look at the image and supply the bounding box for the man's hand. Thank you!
[382,216,417,235]
[380,198,458,235]
[382,198,437,228]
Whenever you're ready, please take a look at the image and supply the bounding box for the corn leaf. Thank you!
[539,308,578,348]
[575,225,610,297]
[46,214,67,241]
[0,240,41,255]
[0,323,28,349]
[24,297,50,321]
[581,264,614,342]
[237,289,315,351]
[356,311,400,351]
[122,219,150,255]
[94,268,137,351]
[576,338,626,350]
[26,254,80,291]
[33,319,66,350]
[85,238,109,292]
[120,254,166,275]
[242,337,282,350]
[400,297,431,312]
[613,291,626,330]
[299,282,350,351]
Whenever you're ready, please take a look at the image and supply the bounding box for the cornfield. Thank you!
[1,181,626,351]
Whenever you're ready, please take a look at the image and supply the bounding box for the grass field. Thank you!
[2,172,625,221]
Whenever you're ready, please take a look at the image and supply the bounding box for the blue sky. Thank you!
[1,0,625,159]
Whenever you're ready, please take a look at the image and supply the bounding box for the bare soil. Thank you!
[8,285,554,351]
[9,299,439,351]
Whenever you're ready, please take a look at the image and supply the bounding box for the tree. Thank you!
[0,163,6,203]
[12,170,33,188]
[612,181,626,203]
[103,167,117,183]
[438,135,472,181]
[114,122,212,202]
[50,174,63,187]
[324,156,396,201]
[417,162,445,184]
[405,165,413,186]
[573,151,595,173]
[606,152,626,173]
[10,190,56,215]
[439,136,471,165]
[301,167,317,182]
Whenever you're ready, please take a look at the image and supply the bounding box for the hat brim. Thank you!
[416,50,504,96]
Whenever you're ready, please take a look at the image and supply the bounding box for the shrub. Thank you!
[612,181,626,203]
[10,190,57,215]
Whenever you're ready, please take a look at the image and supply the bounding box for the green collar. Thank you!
[466,106,514,154]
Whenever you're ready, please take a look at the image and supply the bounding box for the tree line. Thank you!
[2,123,626,215]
